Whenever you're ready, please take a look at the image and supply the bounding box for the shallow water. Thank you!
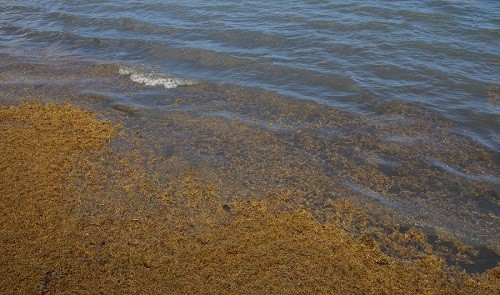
[0,1,499,247]
[1,0,499,148]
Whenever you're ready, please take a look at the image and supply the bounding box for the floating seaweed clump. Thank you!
[0,101,498,294]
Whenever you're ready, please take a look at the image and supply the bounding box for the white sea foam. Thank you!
[119,67,196,89]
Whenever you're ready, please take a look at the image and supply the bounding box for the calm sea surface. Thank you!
[0,1,499,249]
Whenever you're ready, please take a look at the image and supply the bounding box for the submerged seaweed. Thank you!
[0,101,498,294]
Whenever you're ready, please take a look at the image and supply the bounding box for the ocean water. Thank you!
[0,1,499,249]
[1,1,499,143]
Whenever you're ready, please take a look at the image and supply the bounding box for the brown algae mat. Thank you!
[0,101,498,294]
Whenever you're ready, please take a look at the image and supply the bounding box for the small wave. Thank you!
[119,67,196,89]
[430,158,500,184]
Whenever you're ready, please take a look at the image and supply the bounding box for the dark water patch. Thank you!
[425,233,500,274]
[462,246,500,274]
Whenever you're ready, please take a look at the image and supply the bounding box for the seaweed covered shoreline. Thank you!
[0,101,498,294]
[0,50,499,293]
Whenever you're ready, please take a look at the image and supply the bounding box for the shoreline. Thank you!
[0,100,498,293]
[0,52,498,246]
[0,50,499,292]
